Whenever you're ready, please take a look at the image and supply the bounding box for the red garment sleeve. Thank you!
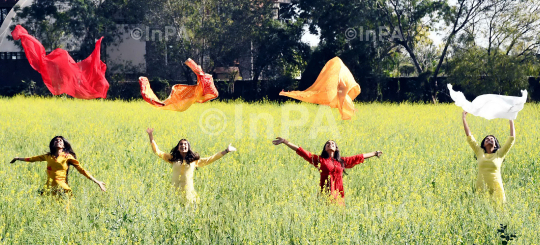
[295,147,320,167]
[342,154,365,168]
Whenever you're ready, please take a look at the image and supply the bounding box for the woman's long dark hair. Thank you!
[320,140,347,175]
[480,135,501,153]
[47,136,77,184]
[48,136,77,158]
[169,139,200,164]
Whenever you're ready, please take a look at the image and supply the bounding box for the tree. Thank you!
[143,0,308,82]
[251,14,311,81]
[431,0,487,90]
[10,0,146,59]
[446,0,540,96]
[447,46,528,95]
[377,0,444,75]
[295,0,396,100]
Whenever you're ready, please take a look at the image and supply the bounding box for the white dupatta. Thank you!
[447,84,527,120]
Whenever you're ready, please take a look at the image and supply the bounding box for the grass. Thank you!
[0,96,539,244]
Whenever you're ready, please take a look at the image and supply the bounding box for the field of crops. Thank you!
[1,96,539,244]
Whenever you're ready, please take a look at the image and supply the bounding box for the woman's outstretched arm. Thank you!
[363,151,383,159]
[67,158,106,192]
[89,176,107,192]
[274,137,320,167]
[343,151,383,168]
[10,155,46,163]
[220,144,237,156]
[10,157,22,163]
[462,111,471,136]
[197,144,236,168]
[272,137,299,151]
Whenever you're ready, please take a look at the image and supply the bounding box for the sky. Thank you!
[301,25,445,48]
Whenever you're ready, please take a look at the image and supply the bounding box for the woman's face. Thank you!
[178,140,190,153]
[483,136,496,148]
[53,137,65,149]
[325,141,337,153]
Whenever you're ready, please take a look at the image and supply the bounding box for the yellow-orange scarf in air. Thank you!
[279,57,360,120]
[139,58,219,111]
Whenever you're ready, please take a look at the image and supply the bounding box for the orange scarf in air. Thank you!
[139,59,219,111]
[280,57,360,120]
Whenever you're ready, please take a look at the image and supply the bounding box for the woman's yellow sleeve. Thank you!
[196,152,224,168]
[498,136,515,157]
[466,135,483,155]
[24,155,47,162]
[67,158,92,179]
[151,140,173,163]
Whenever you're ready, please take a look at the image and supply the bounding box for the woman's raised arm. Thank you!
[462,111,472,136]
[509,120,515,137]
[146,128,155,142]
[145,128,171,161]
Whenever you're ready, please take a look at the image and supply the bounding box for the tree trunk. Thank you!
[401,42,423,75]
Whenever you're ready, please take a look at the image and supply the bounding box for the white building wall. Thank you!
[106,25,146,74]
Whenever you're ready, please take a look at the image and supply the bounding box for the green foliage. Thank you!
[251,17,311,81]
[377,0,445,74]
[295,0,385,94]
[448,46,528,95]
[143,0,309,82]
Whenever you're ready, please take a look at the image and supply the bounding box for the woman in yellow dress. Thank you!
[146,128,236,204]
[10,136,106,195]
[462,111,515,203]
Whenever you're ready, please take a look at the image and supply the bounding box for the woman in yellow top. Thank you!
[10,136,106,195]
[462,111,515,203]
[146,128,236,204]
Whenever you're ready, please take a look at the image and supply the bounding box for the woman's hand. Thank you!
[225,144,237,153]
[462,111,468,118]
[273,137,299,151]
[95,180,106,192]
[272,137,287,145]
[146,128,154,142]
[364,151,383,159]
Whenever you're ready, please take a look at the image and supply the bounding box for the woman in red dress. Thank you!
[272,137,382,204]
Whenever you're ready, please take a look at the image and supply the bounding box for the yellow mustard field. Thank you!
[0,96,539,244]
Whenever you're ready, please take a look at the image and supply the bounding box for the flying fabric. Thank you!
[11,25,108,99]
[447,84,527,120]
[279,57,361,120]
[139,58,219,111]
